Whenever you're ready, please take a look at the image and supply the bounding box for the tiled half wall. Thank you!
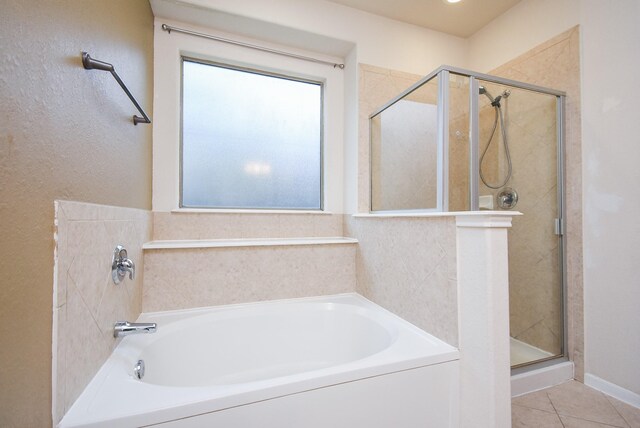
[345,215,459,346]
[52,201,152,424]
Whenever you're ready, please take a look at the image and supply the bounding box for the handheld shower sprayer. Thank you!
[478,85,513,189]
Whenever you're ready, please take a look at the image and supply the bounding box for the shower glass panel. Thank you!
[370,75,440,211]
[369,66,565,370]
[476,81,563,367]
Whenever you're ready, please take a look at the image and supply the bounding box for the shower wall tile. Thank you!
[142,244,356,312]
[153,212,343,240]
[490,26,583,378]
[53,201,152,424]
[358,64,423,213]
[345,215,459,346]
[356,64,459,346]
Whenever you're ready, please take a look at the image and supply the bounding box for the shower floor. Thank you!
[510,337,554,367]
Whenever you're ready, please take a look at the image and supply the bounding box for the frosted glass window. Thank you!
[181,59,322,209]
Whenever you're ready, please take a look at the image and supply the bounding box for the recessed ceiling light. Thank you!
[444,0,462,3]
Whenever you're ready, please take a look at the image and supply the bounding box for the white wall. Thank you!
[467,0,579,72]
[579,0,640,399]
[470,0,640,400]
[158,0,468,75]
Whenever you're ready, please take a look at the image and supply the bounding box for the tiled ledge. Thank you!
[143,237,358,250]
[353,210,521,218]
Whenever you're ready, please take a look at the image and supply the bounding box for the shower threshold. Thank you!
[510,337,553,367]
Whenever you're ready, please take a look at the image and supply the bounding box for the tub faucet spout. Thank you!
[114,321,157,338]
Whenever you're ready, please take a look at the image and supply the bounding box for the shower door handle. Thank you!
[554,218,564,236]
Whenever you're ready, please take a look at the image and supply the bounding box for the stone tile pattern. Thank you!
[512,381,640,428]
[145,211,353,312]
[490,27,583,376]
[345,215,458,346]
[53,201,152,424]
[153,211,343,240]
[142,244,356,312]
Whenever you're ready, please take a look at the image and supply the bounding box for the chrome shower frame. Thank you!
[369,65,568,373]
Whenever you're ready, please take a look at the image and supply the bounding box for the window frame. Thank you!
[179,56,325,211]
[152,22,345,213]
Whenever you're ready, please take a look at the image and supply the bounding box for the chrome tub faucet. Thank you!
[114,321,157,338]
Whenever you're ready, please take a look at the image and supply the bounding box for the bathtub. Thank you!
[59,293,459,427]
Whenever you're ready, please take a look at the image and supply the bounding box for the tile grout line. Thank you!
[548,389,631,428]
[546,392,566,428]
[604,395,633,428]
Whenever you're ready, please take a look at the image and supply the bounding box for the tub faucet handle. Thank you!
[112,245,135,284]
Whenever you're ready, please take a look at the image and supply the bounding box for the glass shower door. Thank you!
[475,80,564,367]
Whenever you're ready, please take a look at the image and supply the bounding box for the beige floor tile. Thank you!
[560,415,628,428]
[546,381,629,427]
[513,389,557,413]
[512,404,564,428]
[606,396,640,428]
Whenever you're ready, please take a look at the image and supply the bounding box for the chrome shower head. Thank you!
[479,86,496,103]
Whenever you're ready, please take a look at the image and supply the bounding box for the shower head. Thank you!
[479,86,497,104]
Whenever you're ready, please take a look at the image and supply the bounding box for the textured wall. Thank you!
[0,1,154,426]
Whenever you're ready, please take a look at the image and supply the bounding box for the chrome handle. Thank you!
[111,245,135,284]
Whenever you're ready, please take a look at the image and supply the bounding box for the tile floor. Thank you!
[512,381,640,427]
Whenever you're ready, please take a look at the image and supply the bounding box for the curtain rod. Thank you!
[161,24,345,69]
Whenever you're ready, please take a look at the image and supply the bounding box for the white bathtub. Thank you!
[60,293,459,427]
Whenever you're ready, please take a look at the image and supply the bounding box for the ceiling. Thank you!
[325,0,521,38]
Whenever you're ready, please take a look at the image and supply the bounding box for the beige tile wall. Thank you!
[53,201,152,424]
[153,212,343,240]
[146,211,353,312]
[345,216,459,346]
[142,244,356,312]
[353,64,459,346]
[359,65,424,213]
[490,27,583,378]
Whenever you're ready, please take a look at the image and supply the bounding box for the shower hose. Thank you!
[479,104,512,189]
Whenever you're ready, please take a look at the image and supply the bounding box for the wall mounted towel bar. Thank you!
[81,52,151,125]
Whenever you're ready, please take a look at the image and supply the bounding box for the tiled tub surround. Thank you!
[52,201,152,424]
[142,240,357,313]
[152,211,343,240]
[345,215,458,347]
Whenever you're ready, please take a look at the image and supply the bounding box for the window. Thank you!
[181,58,323,210]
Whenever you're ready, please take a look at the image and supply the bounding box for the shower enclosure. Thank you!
[370,66,565,369]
